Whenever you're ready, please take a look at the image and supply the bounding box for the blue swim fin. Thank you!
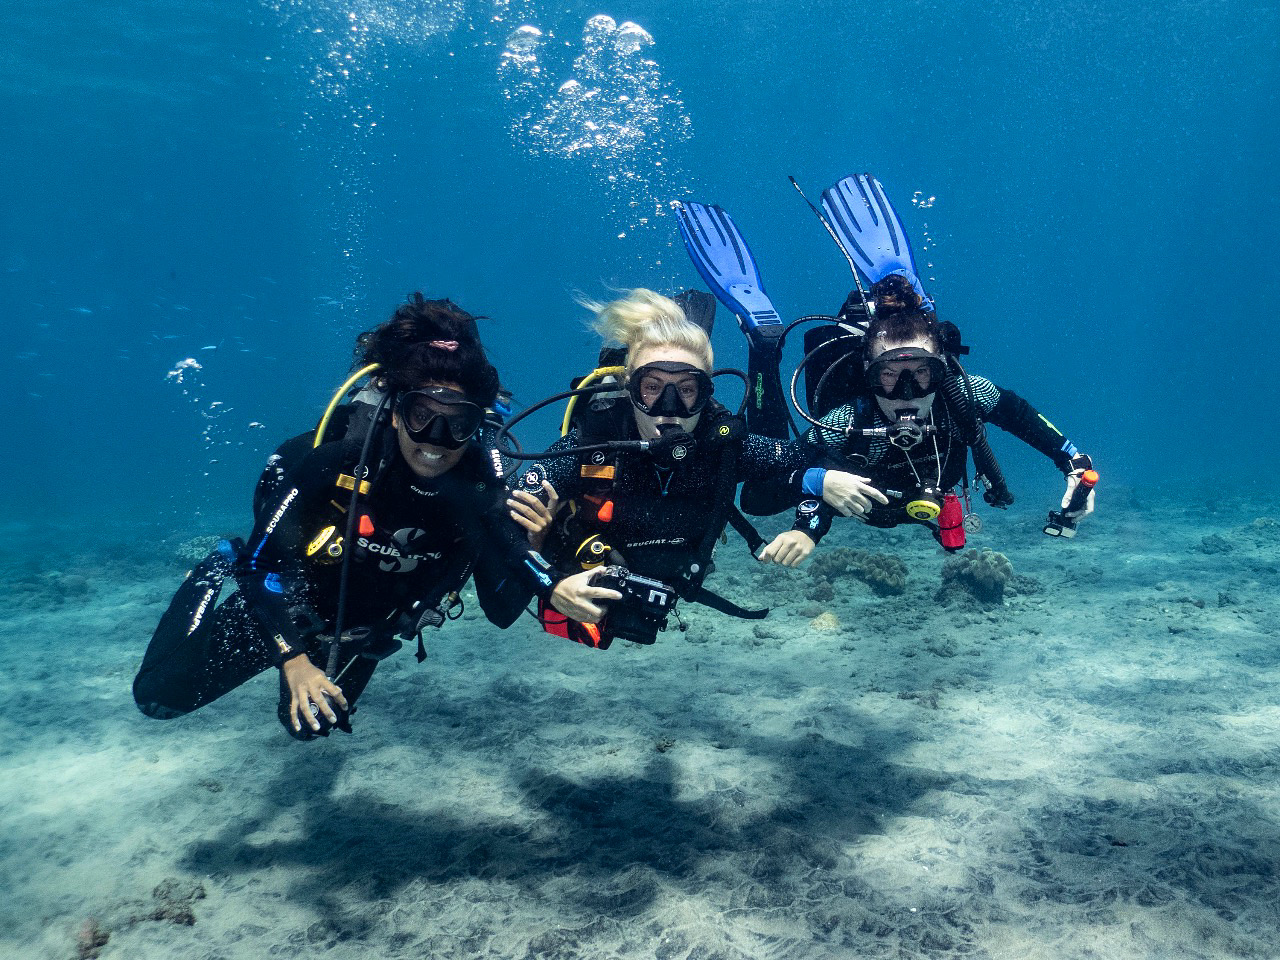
[820,174,932,307]
[675,201,783,351]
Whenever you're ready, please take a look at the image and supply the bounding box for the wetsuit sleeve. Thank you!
[789,423,839,544]
[735,433,834,543]
[471,504,558,629]
[800,405,857,463]
[789,425,842,545]
[471,432,594,624]
[470,438,595,628]
[794,499,834,543]
[737,433,807,485]
[235,445,342,664]
[472,551,529,629]
[738,405,850,517]
[971,376,1081,472]
[737,434,803,515]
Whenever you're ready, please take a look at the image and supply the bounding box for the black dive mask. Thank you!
[398,386,485,450]
[628,362,714,418]
[866,347,947,401]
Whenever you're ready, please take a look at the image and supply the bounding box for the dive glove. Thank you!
[1060,454,1096,519]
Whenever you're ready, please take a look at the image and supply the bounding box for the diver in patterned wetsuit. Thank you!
[742,275,1095,539]
[512,289,830,647]
[133,296,557,739]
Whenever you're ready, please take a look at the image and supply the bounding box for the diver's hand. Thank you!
[822,471,890,517]
[280,654,348,735]
[758,531,815,567]
[550,569,623,624]
[508,480,561,551]
[1061,471,1096,519]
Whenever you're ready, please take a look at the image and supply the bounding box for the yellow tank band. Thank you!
[561,365,626,436]
[315,362,383,448]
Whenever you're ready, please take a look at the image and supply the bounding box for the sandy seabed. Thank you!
[2,488,1279,960]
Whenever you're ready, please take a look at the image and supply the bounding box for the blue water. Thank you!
[3,7,1280,957]
[3,0,1276,528]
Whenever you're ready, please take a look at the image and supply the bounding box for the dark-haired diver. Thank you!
[134,295,558,739]
[496,288,834,650]
[675,174,1096,550]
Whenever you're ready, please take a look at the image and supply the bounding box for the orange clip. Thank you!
[358,515,375,537]
[596,499,614,523]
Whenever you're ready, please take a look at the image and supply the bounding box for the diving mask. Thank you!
[397,386,485,449]
[628,362,714,418]
[866,347,947,402]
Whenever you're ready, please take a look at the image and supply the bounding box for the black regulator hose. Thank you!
[494,369,751,466]
[494,383,646,463]
[326,389,393,679]
[941,362,1013,507]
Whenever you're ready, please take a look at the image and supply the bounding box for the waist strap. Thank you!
[682,583,768,620]
[725,506,767,556]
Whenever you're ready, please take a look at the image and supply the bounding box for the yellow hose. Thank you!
[314,363,382,448]
[561,365,625,436]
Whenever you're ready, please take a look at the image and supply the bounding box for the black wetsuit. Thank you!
[134,428,551,726]
[741,373,1081,533]
[512,403,822,620]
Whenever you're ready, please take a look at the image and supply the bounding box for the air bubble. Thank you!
[499,14,691,228]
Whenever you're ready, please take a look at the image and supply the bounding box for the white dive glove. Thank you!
[1060,454,1096,519]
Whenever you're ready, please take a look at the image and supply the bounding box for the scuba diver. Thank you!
[495,288,830,650]
[674,173,1097,549]
[133,295,558,740]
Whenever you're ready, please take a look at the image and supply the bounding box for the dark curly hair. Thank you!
[864,274,941,356]
[355,294,500,405]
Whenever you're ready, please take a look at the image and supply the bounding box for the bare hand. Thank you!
[823,470,890,517]
[280,655,348,734]
[758,530,815,567]
[550,569,624,624]
[508,481,561,551]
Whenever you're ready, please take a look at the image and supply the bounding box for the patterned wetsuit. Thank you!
[742,374,1080,531]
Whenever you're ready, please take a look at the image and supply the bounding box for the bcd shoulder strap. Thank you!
[679,413,769,619]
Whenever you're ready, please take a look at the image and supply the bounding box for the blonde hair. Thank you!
[583,288,713,374]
